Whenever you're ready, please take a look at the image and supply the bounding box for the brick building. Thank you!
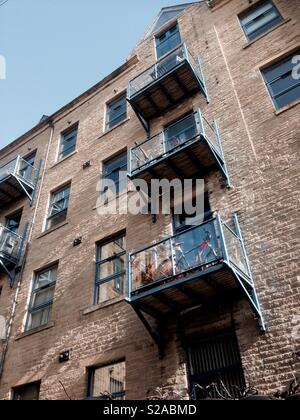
[0,0,299,400]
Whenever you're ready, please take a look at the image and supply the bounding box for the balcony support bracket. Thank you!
[132,304,165,359]
[0,259,15,287]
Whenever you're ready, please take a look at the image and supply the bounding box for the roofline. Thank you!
[143,1,206,39]
[0,55,138,156]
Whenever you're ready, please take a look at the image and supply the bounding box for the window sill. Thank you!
[83,296,124,316]
[15,322,55,341]
[274,98,300,116]
[50,150,78,169]
[37,221,69,239]
[98,117,131,140]
[243,18,291,49]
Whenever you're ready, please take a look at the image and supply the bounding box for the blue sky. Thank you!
[0,0,197,149]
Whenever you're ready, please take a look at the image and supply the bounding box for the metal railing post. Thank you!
[216,214,230,264]
[233,214,252,280]
[197,108,205,137]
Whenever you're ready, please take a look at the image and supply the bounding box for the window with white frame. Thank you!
[239,0,283,41]
[59,125,78,160]
[26,266,57,331]
[106,94,127,131]
[46,184,70,230]
[95,234,126,304]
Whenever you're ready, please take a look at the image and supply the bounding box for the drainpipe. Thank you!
[0,119,54,380]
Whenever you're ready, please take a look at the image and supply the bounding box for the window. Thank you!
[89,361,125,400]
[46,184,70,230]
[164,112,197,152]
[262,51,300,109]
[188,331,245,399]
[5,210,22,234]
[101,152,127,199]
[59,126,78,160]
[173,192,211,234]
[156,23,181,59]
[106,94,127,131]
[26,266,57,331]
[95,234,126,304]
[239,1,283,41]
[13,382,40,400]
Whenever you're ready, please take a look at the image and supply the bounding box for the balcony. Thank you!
[127,44,208,131]
[0,156,39,207]
[127,214,264,351]
[128,109,230,186]
[0,224,25,286]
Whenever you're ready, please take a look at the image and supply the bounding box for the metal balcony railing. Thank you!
[0,224,27,286]
[0,225,22,263]
[127,213,265,333]
[129,109,229,180]
[0,156,37,187]
[127,44,208,131]
[129,215,249,294]
[0,156,39,205]
[128,43,206,99]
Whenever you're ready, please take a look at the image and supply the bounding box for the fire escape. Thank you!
[0,156,40,285]
[126,40,265,357]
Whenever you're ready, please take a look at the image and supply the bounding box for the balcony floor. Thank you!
[130,135,219,182]
[0,175,31,207]
[130,263,242,317]
[129,61,203,122]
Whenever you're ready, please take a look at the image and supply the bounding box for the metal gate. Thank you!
[187,331,245,399]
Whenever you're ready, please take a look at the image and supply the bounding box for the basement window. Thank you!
[88,361,126,400]
[13,382,40,400]
[59,125,78,160]
[239,0,283,41]
[26,266,57,331]
[46,184,71,230]
[95,234,126,305]
[188,331,245,399]
[262,50,300,109]
[156,23,181,59]
[106,94,127,131]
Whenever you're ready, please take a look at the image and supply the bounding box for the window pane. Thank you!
[92,362,125,399]
[262,51,300,109]
[274,84,300,109]
[106,95,127,130]
[240,1,282,41]
[47,185,70,229]
[13,383,40,400]
[60,127,77,159]
[31,286,55,308]
[241,2,273,25]
[34,267,57,290]
[268,72,299,97]
[98,256,125,280]
[99,236,126,260]
[165,113,197,151]
[102,154,127,196]
[156,24,181,59]
[27,306,52,330]
[97,275,125,304]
